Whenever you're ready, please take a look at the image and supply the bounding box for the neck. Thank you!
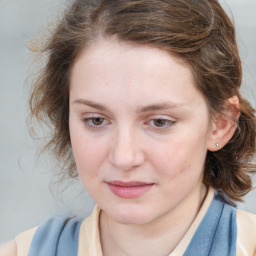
[100,185,207,256]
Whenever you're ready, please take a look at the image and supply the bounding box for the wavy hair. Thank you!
[29,0,256,202]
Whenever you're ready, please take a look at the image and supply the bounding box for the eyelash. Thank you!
[82,116,176,131]
[146,118,176,130]
[82,117,110,128]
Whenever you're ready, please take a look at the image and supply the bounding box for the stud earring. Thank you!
[216,143,219,147]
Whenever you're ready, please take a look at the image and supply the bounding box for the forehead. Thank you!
[70,38,207,114]
[72,38,192,77]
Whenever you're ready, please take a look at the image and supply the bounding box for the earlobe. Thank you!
[207,96,240,152]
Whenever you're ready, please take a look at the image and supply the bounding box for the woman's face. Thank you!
[69,39,213,225]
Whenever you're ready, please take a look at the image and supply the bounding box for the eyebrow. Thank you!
[72,99,184,113]
[73,99,109,111]
[138,103,184,112]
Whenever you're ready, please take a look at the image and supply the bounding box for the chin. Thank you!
[115,215,151,225]
[108,206,155,225]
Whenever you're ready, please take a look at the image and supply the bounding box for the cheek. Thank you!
[71,140,103,194]
[70,129,111,182]
[72,139,102,172]
[149,132,208,179]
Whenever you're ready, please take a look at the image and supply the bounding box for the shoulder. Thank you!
[0,240,16,256]
[0,227,37,256]
[1,216,83,256]
[15,227,37,256]
[236,209,256,256]
[28,216,83,256]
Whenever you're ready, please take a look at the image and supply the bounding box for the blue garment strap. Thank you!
[28,193,236,255]
[28,216,83,256]
[184,193,237,256]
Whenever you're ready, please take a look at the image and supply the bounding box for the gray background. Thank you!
[0,0,256,244]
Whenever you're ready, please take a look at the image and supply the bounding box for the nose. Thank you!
[108,127,144,171]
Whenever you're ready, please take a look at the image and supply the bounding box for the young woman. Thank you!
[1,0,256,255]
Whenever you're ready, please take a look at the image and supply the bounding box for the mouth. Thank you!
[106,180,154,199]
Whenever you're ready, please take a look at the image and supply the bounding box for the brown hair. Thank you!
[30,0,256,202]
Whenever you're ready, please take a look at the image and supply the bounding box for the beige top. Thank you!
[15,187,256,256]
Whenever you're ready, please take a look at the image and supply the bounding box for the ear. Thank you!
[207,96,240,152]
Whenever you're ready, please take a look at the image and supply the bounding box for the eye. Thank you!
[146,117,176,130]
[152,119,171,127]
[82,117,109,127]
[90,117,105,126]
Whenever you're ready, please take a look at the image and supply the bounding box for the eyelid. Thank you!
[145,115,176,130]
[81,113,111,128]
[148,114,176,122]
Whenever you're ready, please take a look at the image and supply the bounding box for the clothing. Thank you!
[27,217,82,256]
[15,187,256,256]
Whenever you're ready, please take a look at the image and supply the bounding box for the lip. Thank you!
[106,180,154,198]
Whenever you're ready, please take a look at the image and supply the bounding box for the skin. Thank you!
[2,38,238,256]
[69,38,216,255]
